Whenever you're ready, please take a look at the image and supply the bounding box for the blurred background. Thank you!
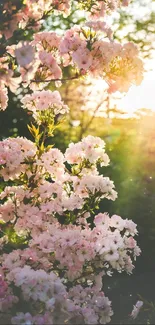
[1,0,155,323]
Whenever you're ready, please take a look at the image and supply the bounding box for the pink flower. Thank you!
[33,32,61,50]
[110,215,125,231]
[131,301,143,319]
[15,42,35,67]
[39,51,62,79]
[94,213,110,227]
[0,84,8,111]
[21,90,69,122]
[72,47,93,71]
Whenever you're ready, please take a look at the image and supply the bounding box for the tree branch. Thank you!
[30,75,81,83]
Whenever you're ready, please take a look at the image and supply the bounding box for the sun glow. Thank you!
[93,59,155,118]
[117,60,155,116]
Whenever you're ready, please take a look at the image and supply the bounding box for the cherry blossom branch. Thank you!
[30,75,82,83]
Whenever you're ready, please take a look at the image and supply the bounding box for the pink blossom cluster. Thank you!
[11,312,53,325]
[0,136,117,231]
[21,90,69,123]
[65,135,110,166]
[37,148,65,180]
[10,281,113,324]
[0,135,117,226]
[0,137,37,180]
[0,176,116,228]
[0,23,143,110]
[0,0,71,40]
[0,0,136,111]
[0,210,140,323]
[0,0,130,41]
[0,133,140,324]
[28,214,140,279]
[0,261,114,324]
[16,30,143,90]
[67,285,113,324]
[0,276,18,313]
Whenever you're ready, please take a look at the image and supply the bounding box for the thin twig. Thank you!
[30,75,81,83]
